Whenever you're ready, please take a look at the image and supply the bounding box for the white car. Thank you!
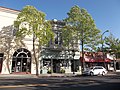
[82,66,108,76]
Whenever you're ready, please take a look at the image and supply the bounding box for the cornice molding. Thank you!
[0,6,20,14]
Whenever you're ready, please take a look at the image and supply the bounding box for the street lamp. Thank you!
[72,50,75,74]
[101,30,109,68]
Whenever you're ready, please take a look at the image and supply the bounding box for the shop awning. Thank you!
[80,57,111,63]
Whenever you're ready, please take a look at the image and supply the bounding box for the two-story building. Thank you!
[0,6,82,75]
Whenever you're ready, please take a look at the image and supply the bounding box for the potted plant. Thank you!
[60,69,65,73]
[47,69,52,74]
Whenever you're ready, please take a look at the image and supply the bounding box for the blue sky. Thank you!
[0,0,120,39]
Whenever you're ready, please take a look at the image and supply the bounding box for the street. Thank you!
[0,74,120,90]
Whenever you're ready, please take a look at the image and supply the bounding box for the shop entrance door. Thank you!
[0,53,4,73]
[53,60,60,73]
[15,56,30,72]
[12,48,31,73]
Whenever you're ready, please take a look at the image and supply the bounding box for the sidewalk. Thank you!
[0,72,119,79]
[0,73,76,79]
[0,74,35,79]
[106,71,120,76]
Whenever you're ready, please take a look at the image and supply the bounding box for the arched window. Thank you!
[12,48,31,73]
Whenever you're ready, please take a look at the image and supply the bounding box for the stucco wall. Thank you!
[0,8,18,31]
[0,7,40,74]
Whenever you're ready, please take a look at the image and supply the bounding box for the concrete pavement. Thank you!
[0,71,119,79]
[0,73,76,79]
[0,73,120,90]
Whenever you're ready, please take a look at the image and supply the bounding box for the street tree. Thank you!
[105,34,120,57]
[0,25,17,73]
[63,5,101,70]
[14,5,54,76]
[104,34,120,70]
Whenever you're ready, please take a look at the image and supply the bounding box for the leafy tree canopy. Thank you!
[105,33,120,58]
[14,5,54,46]
[14,5,54,75]
[63,5,101,51]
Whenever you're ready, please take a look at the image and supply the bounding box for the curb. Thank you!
[0,72,119,79]
[0,84,49,89]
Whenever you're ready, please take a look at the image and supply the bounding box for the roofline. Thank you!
[0,6,20,14]
[0,6,20,12]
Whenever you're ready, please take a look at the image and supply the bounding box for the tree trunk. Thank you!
[33,34,39,76]
[6,52,10,74]
[81,28,85,71]
[81,39,85,71]
[6,40,11,74]
[114,53,117,71]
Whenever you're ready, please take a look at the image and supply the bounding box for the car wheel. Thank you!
[90,72,94,76]
[102,71,105,76]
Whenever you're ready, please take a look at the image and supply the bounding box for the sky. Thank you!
[0,0,120,39]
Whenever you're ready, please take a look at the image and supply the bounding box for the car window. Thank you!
[94,67,98,69]
[99,67,103,69]
[94,67,103,69]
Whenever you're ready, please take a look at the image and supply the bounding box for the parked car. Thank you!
[82,66,108,76]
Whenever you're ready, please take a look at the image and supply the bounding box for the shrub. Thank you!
[60,69,65,73]
[47,69,52,74]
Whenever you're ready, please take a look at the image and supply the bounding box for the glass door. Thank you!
[12,48,31,73]
[0,53,4,73]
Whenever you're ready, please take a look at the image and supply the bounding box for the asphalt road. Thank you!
[0,75,120,90]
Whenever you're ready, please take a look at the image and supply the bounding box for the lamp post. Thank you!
[101,30,109,68]
[72,50,75,74]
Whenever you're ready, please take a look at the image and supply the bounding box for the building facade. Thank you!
[41,19,81,74]
[0,6,37,74]
[80,52,116,71]
[0,6,118,75]
[0,6,82,75]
